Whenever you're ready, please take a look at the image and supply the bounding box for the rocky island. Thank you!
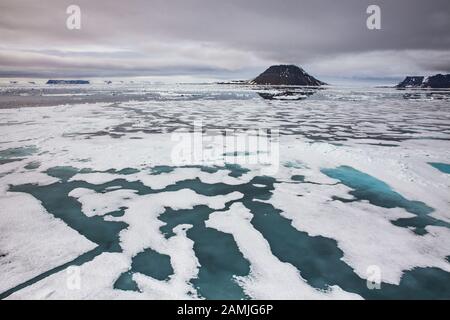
[46,80,90,85]
[249,65,326,86]
[396,74,450,88]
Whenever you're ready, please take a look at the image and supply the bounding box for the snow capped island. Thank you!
[397,74,450,89]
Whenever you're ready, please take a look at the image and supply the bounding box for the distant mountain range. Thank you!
[46,80,90,85]
[41,70,450,89]
[396,74,450,88]
[249,65,326,86]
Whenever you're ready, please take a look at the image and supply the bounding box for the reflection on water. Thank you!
[257,88,318,101]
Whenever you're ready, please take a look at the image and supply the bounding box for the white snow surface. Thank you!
[1,84,450,299]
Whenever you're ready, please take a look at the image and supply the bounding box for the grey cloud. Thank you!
[0,0,449,80]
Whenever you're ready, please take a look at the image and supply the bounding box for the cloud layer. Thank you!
[1,0,449,81]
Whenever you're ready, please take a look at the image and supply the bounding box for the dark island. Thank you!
[250,65,326,86]
[396,74,450,89]
[46,80,90,85]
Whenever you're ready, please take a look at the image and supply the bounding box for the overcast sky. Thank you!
[1,0,449,82]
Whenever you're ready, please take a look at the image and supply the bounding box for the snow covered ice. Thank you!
[0,82,450,299]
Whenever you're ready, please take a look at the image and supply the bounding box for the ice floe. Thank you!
[1,84,449,299]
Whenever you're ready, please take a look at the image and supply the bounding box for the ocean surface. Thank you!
[0,82,449,299]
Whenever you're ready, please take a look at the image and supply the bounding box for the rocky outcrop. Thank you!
[396,74,450,89]
[396,76,424,88]
[46,80,90,85]
[250,65,326,86]
[422,74,450,89]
